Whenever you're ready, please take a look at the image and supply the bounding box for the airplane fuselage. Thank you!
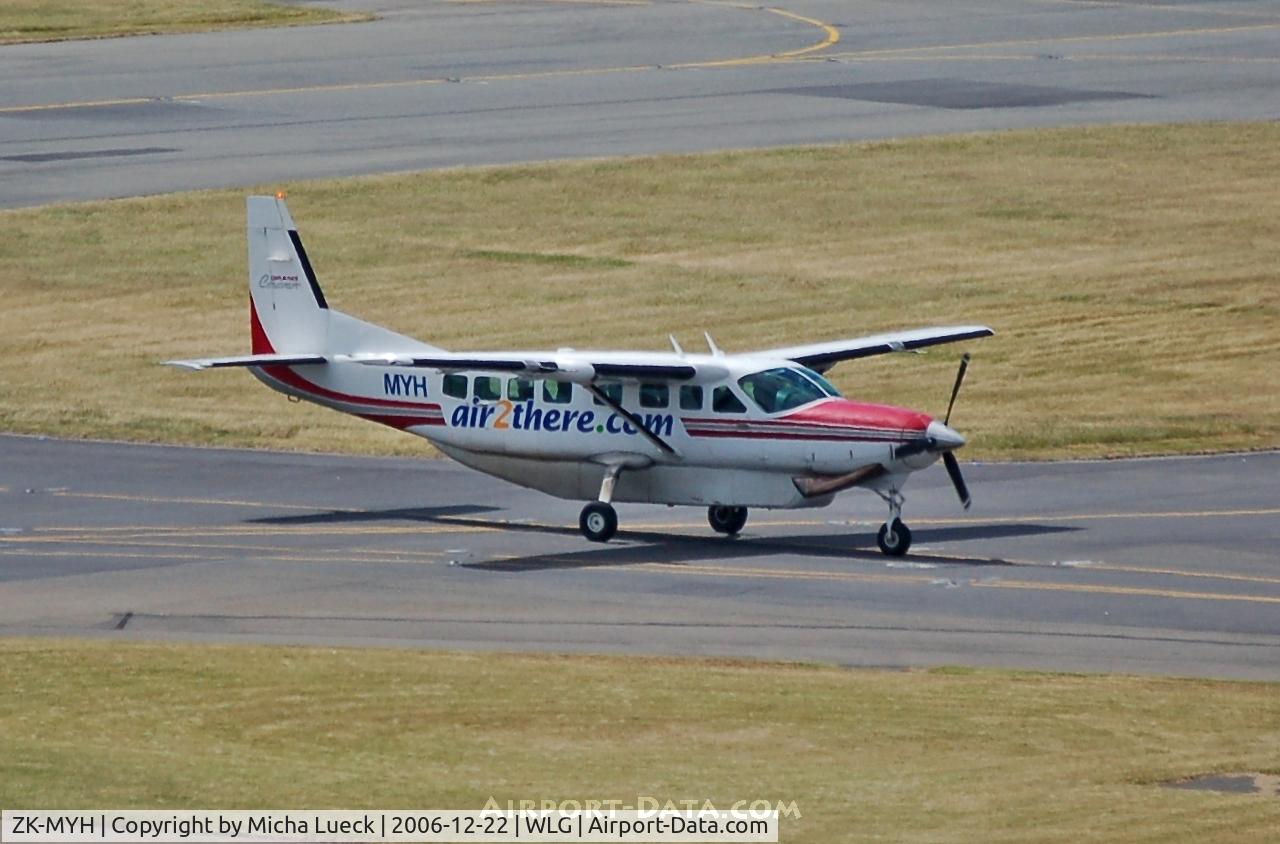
[249,350,946,509]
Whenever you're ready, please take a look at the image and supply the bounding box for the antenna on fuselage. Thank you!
[669,335,684,355]
[704,332,723,356]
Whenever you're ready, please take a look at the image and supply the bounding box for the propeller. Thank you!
[944,352,970,426]
[941,353,972,510]
[943,452,971,510]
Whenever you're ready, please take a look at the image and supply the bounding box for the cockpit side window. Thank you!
[737,367,829,414]
[712,385,746,414]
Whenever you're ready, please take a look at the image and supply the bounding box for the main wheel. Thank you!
[708,505,748,535]
[580,501,618,543]
[876,519,912,556]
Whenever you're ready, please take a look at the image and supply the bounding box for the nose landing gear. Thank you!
[876,518,912,556]
[707,505,748,536]
[874,489,912,556]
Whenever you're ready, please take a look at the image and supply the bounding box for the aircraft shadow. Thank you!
[248,504,500,525]
[240,506,1079,573]
[464,522,1081,573]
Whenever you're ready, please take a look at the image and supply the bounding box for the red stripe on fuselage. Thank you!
[249,299,443,414]
[357,413,446,430]
[683,429,903,442]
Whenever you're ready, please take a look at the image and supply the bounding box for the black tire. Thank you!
[708,505,748,535]
[876,519,912,556]
[580,502,618,543]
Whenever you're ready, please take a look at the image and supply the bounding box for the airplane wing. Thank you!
[757,325,994,373]
[164,353,327,371]
[342,352,726,384]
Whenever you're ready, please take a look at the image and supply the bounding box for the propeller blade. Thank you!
[944,353,970,426]
[942,452,971,510]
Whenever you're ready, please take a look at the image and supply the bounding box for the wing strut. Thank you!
[584,384,678,457]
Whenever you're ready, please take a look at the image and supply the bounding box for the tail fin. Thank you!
[248,195,329,354]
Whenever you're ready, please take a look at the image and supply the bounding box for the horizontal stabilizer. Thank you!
[164,353,326,371]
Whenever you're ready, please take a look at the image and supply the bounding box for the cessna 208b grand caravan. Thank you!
[169,196,993,556]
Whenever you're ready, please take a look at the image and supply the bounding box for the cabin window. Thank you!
[738,367,827,414]
[592,382,623,406]
[542,380,572,404]
[679,385,703,411]
[442,373,468,399]
[474,376,502,401]
[507,377,534,401]
[639,382,669,408]
[712,385,746,414]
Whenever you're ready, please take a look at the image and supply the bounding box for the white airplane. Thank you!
[168,196,993,555]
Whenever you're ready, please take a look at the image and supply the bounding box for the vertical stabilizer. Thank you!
[248,195,329,353]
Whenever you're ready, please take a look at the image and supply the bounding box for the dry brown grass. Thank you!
[0,0,367,44]
[1,640,1278,843]
[1,123,1277,459]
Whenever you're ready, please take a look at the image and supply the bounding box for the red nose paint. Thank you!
[784,399,931,433]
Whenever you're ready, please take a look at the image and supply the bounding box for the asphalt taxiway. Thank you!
[2,0,1280,207]
[2,2,1278,678]
[2,435,1277,679]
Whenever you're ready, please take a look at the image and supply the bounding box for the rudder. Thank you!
[248,195,329,354]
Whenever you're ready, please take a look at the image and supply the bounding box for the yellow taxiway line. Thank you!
[0,1,840,114]
[633,562,1280,606]
[47,490,361,511]
[972,578,1280,606]
[819,22,1280,61]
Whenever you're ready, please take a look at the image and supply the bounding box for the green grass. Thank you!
[1,122,1278,458]
[1,640,1277,843]
[0,0,368,44]
[462,249,635,269]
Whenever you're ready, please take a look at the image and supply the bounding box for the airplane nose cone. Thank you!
[927,420,966,451]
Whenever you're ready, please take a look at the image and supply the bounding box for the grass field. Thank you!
[1,640,1277,843]
[0,0,366,44]
[1,123,1278,459]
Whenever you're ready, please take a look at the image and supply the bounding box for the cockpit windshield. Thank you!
[798,366,842,398]
[737,367,839,414]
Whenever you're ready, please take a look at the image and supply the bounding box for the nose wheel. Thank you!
[874,489,912,556]
[876,518,912,556]
[707,505,748,536]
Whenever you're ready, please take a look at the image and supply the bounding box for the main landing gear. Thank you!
[579,501,618,543]
[707,505,748,536]
[577,464,752,543]
[579,464,623,543]
[874,489,912,557]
